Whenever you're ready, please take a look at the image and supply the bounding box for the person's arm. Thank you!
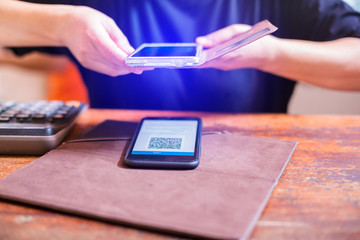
[0,0,143,76]
[197,24,360,91]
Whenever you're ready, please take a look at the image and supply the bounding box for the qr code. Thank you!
[148,137,182,150]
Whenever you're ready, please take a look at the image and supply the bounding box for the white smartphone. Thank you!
[124,117,202,170]
[125,43,203,68]
[126,20,277,68]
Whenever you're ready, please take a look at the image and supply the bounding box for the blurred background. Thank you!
[284,0,360,114]
[0,0,359,114]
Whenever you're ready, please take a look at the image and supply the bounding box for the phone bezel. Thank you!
[124,117,202,169]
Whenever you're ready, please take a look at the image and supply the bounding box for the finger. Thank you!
[104,19,135,55]
[130,66,156,75]
[89,39,152,75]
[196,36,214,48]
[196,59,218,69]
[196,24,251,48]
[80,46,132,76]
[131,68,143,75]
[90,26,129,65]
[86,52,152,76]
[84,57,131,76]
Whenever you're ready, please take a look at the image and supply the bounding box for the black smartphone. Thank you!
[124,117,202,169]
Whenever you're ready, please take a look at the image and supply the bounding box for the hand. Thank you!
[57,6,147,76]
[196,24,278,71]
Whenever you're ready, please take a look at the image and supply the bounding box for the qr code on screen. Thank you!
[148,137,182,150]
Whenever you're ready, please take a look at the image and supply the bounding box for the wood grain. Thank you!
[0,109,359,240]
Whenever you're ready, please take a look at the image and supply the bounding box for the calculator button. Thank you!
[1,113,15,118]
[0,117,11,122]
[16,114,31,119]
[55,110,68,115]
[51,114,66,122]
[32,114,47,120]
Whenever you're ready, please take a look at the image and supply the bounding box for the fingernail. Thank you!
[197,37,211,45]
[128,45,135,53]
[133,69,143,75]
[123,45,135,55]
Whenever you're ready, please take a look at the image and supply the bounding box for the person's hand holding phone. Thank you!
[196,23,279,71]
[58,6,146,76]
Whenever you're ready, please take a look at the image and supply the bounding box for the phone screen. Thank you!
[125,117,202,169]
[131,46,198,57]
[132,119,198,156]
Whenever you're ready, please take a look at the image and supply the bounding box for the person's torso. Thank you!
[76,0,294,112]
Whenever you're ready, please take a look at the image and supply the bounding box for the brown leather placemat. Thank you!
[0,120,297,239]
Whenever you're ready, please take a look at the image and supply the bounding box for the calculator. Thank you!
[0,100,87,155]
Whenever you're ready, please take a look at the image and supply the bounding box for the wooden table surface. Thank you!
[0,109,359,240]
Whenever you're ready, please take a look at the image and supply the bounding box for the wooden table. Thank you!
[0,109,359,240]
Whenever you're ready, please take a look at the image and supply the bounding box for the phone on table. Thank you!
[124,117,202,170]
[126,19,277,68]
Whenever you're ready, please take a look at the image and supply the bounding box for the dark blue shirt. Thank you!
[15,0,360,112]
